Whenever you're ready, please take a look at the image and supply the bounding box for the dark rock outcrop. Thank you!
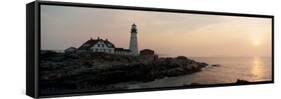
[235,79,250,84]
[211,64,221,67]
[39,51,208,95]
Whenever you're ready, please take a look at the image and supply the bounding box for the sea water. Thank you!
[126,57,272,89]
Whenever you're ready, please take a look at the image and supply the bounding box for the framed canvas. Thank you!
[26,0,274,98]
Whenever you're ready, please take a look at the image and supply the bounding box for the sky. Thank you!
[41,5,272,57]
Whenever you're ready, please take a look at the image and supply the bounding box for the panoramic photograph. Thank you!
[40,5,272,95]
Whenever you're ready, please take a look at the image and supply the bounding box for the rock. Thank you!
[64,53,79,59]
[235,79,250,84]
[211,64,221,67]
[176,56,188,60]
[40,52,209,93]
[190,83,201,85]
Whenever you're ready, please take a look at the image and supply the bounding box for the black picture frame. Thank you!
[26,0,274,98]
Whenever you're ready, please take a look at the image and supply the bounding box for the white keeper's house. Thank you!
[75,23,139,56]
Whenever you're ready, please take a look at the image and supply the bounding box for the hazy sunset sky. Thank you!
[41,5,272,57]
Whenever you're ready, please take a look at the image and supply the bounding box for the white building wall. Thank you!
[129,30,138,55]
[90,41,114,54]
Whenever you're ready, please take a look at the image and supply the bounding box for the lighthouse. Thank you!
[129,23,139,55]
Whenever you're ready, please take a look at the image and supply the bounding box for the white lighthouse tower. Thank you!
[129,23,138,55]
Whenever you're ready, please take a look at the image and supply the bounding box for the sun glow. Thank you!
[252,39,261,47]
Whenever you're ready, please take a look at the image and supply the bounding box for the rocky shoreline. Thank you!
[39,51,208,95]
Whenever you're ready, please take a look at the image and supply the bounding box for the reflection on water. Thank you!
[251,57,263,80]
[124,57,272,89]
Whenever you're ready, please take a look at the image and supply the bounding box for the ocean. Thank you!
[125,57,272,89]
